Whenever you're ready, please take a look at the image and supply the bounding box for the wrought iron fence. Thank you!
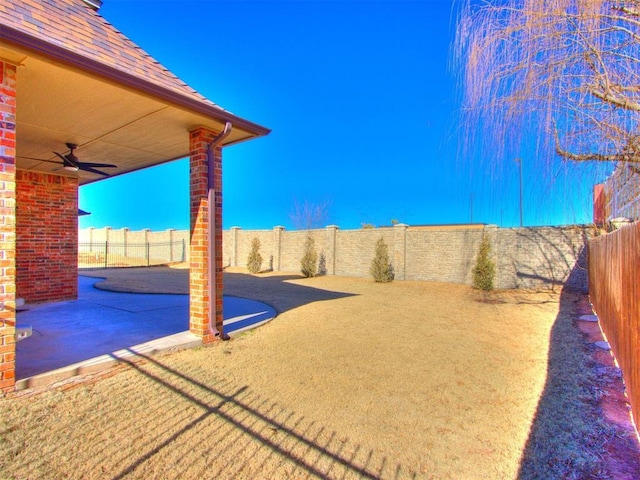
[78,239,186,269]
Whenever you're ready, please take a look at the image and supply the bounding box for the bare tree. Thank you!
[289,198,332,231]
[454,0,640,168]
[289,198,331,277]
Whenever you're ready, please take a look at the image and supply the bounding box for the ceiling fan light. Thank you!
[64,165,79,172]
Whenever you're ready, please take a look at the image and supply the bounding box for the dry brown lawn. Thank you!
[0,267,625,478]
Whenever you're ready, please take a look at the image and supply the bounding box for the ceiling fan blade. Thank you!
[53,151,67,162]
[20,147,116,177]
[77,161,117,168]
[80,166,111,176]
[53,151,78,170]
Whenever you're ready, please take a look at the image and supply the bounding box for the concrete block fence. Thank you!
[80,224,594,290]
[223,224,594,291]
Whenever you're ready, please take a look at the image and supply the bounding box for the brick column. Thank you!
[189,127,223,343]
[0,61,17,392]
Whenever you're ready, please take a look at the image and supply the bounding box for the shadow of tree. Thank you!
[517,264,618,479]
[104,351,415,479]
[223,272,358,314]
[83,267,359,316]
[499,227,591,292]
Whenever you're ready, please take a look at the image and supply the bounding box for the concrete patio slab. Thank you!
[14,276,276,389]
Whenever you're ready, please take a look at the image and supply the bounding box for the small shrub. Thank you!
[370,237,394,282]
[318,252,327,276]
[300,235,318,278]
[246,237,263,274]
[473,234,496,291]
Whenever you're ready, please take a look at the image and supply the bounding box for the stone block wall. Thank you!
[280,228,329,273]
[224,227,275,270]
[334,227,395,278]
[84,223,594,291]
[404,226,485,283]
[223,224,593,291]
[494,226,590,291]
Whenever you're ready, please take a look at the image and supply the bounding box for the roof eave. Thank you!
[0,25,271,142]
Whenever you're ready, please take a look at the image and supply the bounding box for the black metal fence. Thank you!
[78,239,186,269]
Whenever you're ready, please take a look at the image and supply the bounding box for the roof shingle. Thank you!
[0,0,223,111]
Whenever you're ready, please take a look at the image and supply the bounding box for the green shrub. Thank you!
[300,235,318,278]
[473,234,496,291]
[370,237,394,282]
[246,237,263,274]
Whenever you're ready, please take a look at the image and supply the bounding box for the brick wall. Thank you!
[0,60,17,391]
[16,170,78,303]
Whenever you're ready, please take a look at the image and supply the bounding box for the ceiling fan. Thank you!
[51,143,117,176]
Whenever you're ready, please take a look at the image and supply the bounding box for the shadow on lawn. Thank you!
[86,267,359,316]
[223,272,358,315]
[517,262,615,479]
[109,351,414,480]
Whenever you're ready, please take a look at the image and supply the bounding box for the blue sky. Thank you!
[79,0,612,231]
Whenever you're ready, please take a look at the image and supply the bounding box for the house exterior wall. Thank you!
[0,60,17,392]
[16,170,78,303]
[594,164,640,224]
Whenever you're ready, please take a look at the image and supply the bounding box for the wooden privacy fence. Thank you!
[588,222,640,425]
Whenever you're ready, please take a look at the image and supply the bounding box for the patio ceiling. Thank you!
[2,43,268,185]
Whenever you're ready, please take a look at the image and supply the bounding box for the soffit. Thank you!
[8,49,260,185]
